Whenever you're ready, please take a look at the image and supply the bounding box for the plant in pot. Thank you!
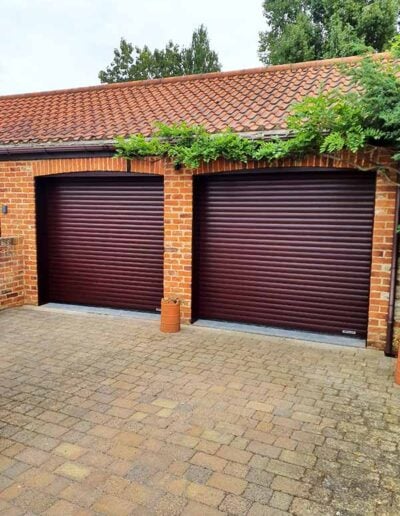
[160,298,180,333]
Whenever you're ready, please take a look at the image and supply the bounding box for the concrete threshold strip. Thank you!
[194,319,365,348]
[32,303,160,321]
[26,303,365,349]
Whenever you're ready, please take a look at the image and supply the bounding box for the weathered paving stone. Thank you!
[247,401,274,413]
[269,490,293,511]
[182,501,225,515]
[59,482,99,507]
[223,461,249,479]
[280,449,317,468]
[16,467,55,489]
[217,445,252,465]
[246,468,274,488]
[202,429,234,445]
[152,398,179,409]
[0,456,14,473]
[55,462,91,481]
[154,492,187,515]
[244,429,275,446]
[247,441,281,458]
[219,493,252,515]
[3,462,31,478]
[248,503,289,516]
[207,472,247,495]
[123,481,161,507]
[190,452,227,472]
[291,496,336,516]
[186,482,225,507]
[92,494,137,515]
[14,448,50,466]
[0,308,399,515]
[243,482,273,504]
[271,476,311,498]
[266,459,305,480]
[45,499,93,515]
[53,442,86,460]
[185,464,212,484]
[0,475,14,492]
[108,443,139,460]
[10,486,56,513]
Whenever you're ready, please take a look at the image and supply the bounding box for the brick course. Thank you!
[0,150,396,349]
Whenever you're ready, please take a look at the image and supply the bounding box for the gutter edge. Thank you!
[0,130,291,156]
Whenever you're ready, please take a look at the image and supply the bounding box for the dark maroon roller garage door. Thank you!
[37,175,163,312]
[193,170,376,338]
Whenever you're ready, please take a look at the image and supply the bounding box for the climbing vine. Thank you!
[115,37,400,177]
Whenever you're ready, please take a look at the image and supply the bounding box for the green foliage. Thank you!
[115,123,260,168]
[115,41,400,169]
[99,25,221,83]
[284,89,384,154]
[347,54,400,146]
[259,0,400,65]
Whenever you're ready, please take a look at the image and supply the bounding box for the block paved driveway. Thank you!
[0,308,399,516]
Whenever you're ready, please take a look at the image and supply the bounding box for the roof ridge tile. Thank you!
[0,52,387,100]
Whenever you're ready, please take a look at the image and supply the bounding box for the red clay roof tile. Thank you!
[0,54,375,146]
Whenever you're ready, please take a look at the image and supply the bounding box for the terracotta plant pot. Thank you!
[396,350,400,385]
[160,298,180,333]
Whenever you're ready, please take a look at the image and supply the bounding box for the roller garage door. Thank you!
[37,175,163,312]
[193,170,376,338]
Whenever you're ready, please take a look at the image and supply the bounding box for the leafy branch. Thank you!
[115,37,400,175]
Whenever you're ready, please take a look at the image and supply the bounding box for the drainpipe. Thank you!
[385,185,400,357]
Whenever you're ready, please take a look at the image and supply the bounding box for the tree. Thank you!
[99,25,221,83]
[182,25,221,74]
[259,0,400,65]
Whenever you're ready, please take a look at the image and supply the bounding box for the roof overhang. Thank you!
[0,139,116,156]
[0,130,291,158]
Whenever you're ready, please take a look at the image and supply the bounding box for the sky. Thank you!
[0,0,265,96]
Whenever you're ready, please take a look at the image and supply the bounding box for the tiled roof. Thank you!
[0,55,367,146]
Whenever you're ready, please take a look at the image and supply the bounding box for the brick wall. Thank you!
[0,150,396,349]
[0,237,24,309]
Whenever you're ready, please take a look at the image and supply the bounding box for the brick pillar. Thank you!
[367,173,397,348]
[163,165,193,322]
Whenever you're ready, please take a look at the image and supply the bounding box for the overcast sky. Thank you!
[0,0,265,96]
